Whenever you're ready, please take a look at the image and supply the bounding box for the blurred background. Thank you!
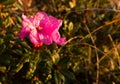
[0,0,120,84]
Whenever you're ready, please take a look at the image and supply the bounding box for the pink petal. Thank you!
[52,32,66,45]
[33,12,44,28]
[18,12,66,46]
[18,14,36,40]
[18,28,29,40]
[29,30,40,45]
[40,12,62,34]
[22,14,35,30]
[48,16,62,31]
[38,31,52,45]
[57,37,66,45]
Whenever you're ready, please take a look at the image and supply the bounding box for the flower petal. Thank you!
[33,12,44,28]
[52,32,66,45]
[18,12,66,46]
[18,14,35,40]
[40,12,62,34]
[29,30,40,46]
[38,31,52,45]
[48,16,62,32]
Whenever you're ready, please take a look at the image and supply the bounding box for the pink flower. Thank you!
[18,12,66,47]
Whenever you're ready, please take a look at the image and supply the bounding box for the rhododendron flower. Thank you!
[18,12,66,47]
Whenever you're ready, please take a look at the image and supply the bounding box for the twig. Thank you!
[75,8,120,13]
[57,35,83,53]
[80,18,120,42]
[80,43,105,55]
[108,34,120,66]
[97,44,120,65]
[84,23,99,84]
[58,16,120,54]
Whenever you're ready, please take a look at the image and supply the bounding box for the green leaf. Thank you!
[20,41,31,50]
[14,63,23,73]
[0,66,6,73]
[51,53,60,64]
[58,56,70,69]
[15,2,24,11]
[0,38,4,45]
[59,56,70,64]
[61,70,75,80]
[0,0,15,5]
[17,16,22,24]
[68,21,74,32]
[12,49,23,55]
[54,71,65,84]
[26,62,37,79]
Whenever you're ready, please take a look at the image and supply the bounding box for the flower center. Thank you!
[34,42,43,48]
[37,26,43,31]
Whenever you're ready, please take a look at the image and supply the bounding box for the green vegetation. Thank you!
[0,0,120,84]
